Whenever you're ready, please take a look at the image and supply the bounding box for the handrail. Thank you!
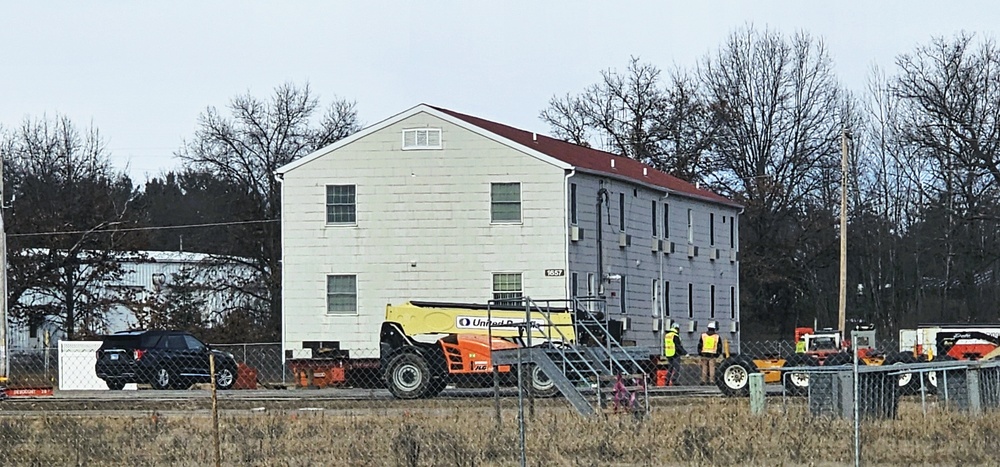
[487,296,650,415]
[486,298,603,386]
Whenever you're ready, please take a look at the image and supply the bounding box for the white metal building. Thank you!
[8,250,251,350]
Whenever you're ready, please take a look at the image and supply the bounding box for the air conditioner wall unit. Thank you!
[687,320,697,333]
[709,247,719,261]
[652,318,662,332]
[570,226,580,242]
[619,232,631,248]
[663,240,675,255]
[687,244,698,258]
[729,249,738,263]
[651,238,661,252]
[730,321,739,333]
[621,317,630,331]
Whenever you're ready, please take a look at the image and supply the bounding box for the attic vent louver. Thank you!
[402,128,442,150]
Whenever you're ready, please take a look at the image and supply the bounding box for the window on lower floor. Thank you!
[687,283,694,318]
[326,185,356,224]
[651,279,659,317]
[620,275,628,314]
[731,286,737,319]
[492,273,523,301]
[327,275,357,314]
[664,280,671,317]
[710,284,716,318]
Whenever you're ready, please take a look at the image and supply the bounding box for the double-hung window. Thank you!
[491,182,522,223]
[492,273,523,303]
[326,185,356,224]
[327,275,357,314]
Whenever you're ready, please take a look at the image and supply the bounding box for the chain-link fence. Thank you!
[4,336,1000,465]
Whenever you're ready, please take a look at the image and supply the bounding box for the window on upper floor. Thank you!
[730,216,736,249]
[326,185,357,224]
[664,202,670,239]
[402,128,442,150]
[492,273,523,302]
[710,213,715,246]
[619,193,626,231]
[327,274,357,314]
[570,183,578,225]
[491,182,522,223]
[651,201,657,237]
[687,208,694,243]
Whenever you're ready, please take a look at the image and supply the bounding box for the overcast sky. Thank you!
[3,1,998,182]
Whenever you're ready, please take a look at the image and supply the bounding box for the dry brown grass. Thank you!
[2,398,1000,466]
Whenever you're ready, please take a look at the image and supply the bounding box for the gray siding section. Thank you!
[566,173,741,353]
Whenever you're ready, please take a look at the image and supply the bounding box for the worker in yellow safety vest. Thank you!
[663,323,687,386]
[697,323,722,385]
[795,339,807,353]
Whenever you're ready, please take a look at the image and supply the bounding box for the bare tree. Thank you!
[892,33,1000,322]
[0,116,140,339]
[700,26,851,334]
[540,57,716,181]
[178,83,361,338]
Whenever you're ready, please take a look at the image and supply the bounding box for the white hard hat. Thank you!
[671,323,680,330]
[707,322,717,330]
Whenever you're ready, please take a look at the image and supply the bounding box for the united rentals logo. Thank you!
[456,316,545,329]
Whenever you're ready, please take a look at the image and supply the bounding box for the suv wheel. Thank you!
[151,367,174,390]
[215,367,237,390]
[106,380,125,390]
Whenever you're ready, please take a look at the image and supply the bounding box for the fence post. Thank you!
[749,373,765,415]
[210,353,221,467]
[968,367,982,416]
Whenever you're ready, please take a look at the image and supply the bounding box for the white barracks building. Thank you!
[277,104,742,360]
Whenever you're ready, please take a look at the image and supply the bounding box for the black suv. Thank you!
[94,330,238,390]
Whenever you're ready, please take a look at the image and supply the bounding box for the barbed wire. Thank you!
[6,219,280,238]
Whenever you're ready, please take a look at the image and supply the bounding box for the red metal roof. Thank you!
[432,106,739,207]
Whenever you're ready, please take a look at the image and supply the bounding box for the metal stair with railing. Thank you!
[488,297,650,416]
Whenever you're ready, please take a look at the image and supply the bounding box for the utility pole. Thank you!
[0,153,7,383]
[838,129,850,334]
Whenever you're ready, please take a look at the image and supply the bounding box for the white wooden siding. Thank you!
[281,112,569,356]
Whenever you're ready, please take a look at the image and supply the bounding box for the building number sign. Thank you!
[544,269,565,277]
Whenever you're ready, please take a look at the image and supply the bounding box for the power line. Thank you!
[7,219,280,238]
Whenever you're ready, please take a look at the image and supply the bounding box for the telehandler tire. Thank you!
[385,352,435,399]
[526,364,559,398]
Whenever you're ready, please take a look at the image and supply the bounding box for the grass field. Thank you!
[2,397,999,466]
